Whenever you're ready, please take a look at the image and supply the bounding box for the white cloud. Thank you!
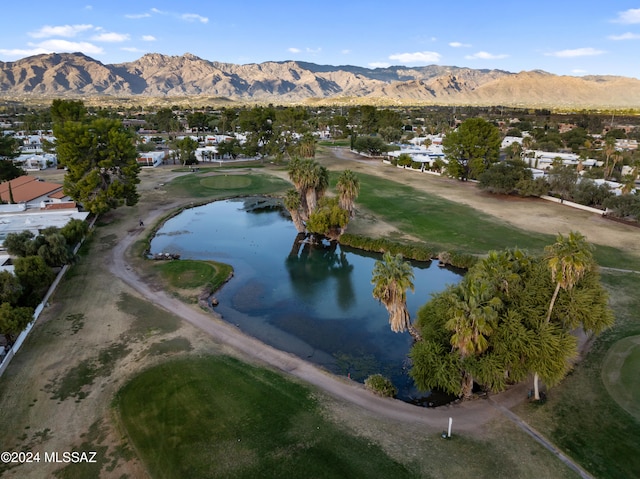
[545,47,605,58]
[572,69,587,74]
[121,47,144,52]
[128,8,207,23]
[388,51,441,64]
[369,62,391,68]
[465,51,508,60]
[181,13,209,23]
[92,32,130,43]
[449,42,471,48]
[305,47,321,54]
[0,47,50,59]
[613,8,640,24]
[608,32,640,40]
[288,47,301,54]
[28,39,104,55]
[341,49,351,55]
[29,24,94,39]
[125,13,151,19]
[142,35,156,42]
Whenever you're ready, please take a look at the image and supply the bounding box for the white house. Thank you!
[14,153,57,171]
[386,143,446,170]
[522,150,598,170]
[137,151,166,168]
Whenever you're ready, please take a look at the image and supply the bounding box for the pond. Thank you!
[150,197,463,403]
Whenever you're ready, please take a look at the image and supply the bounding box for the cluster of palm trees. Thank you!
[371,231,613,401]
[283,158,360,238]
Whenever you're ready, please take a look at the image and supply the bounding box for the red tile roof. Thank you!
[0,176,63,203]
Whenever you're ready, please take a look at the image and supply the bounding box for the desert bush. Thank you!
[364,374,397,398]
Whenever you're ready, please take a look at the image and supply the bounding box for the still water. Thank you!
[150,197,462,402]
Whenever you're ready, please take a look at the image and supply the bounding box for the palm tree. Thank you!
[533,231,594,400]
[371,252,419,339]
[603,137,616,180]
[444,279,502,398]
[284,188,305,233]
[621,175,637,195]
[336,169,360,217]
[302,161,328,217]
[544,231,594,324]
[287,158,328,220]
[297,133,316,158]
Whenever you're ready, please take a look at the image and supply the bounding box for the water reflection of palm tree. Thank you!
[286,235,355,310]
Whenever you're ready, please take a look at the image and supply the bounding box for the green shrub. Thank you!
[438,250,478,269]
[339,234,435,262]
[364,374,398,398]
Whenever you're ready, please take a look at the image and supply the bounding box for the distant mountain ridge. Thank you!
[1,52,640,108]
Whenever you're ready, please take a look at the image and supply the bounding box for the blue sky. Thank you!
[1,1,640,78]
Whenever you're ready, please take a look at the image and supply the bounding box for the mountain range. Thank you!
[1,52,640,108]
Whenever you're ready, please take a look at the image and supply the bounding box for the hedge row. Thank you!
[339,233,477,269]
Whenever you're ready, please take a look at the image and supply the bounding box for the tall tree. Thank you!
[371,252,419,338]
[173,137,199,166]
[529,231,595,400]
[0,271,23,306]
[287,157,329,221]
[283,188,305,233]
[0,135,20,159]
[444,278,502,398]
[602,137,616,180]
[335,169,360,217]
[53,101,140,215]
[443,118,501,180]
[297,132,316,158]
[544,231,594,324]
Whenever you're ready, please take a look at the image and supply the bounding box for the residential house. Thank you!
[0,176,72,209]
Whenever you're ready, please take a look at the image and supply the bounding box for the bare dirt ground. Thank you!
[1,151,634,478]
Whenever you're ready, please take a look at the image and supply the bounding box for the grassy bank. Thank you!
[115,356,418,479]
[349,172,640,270]
[153,259,232,291]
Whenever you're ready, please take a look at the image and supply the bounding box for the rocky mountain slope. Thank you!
[1,52,639,108]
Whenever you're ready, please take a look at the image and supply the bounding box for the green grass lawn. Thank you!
[601,335,640,420]
[153,259,232,291]
[349,172,640,270]
[166,170,290,199]
[115,356,418,479]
